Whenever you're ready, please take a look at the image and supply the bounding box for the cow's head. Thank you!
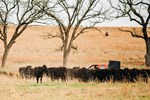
[26,65,32,73]
[42,65,49,76]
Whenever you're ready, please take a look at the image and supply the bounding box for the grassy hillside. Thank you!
[0,25,148,72]
[0,25,150,100]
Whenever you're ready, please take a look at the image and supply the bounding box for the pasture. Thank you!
[0,26,150,99]
[0,75,150,100]
[0,26,147,69]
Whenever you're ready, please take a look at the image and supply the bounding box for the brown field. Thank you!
[0,25,150,100]
[0,26,148,70]
[0,75,150,100]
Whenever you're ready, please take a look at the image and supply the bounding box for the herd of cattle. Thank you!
[18,65,150,83]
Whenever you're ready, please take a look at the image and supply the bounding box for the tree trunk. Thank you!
[63,51,69,67]
[1,48,10,67]
[63,39,73,67]
[145,39,150,67]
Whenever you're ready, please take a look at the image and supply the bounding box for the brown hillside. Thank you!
[0,25,147,70]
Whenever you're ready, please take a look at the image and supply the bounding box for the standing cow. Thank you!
[48,67,67,82]
[19,67,26,79]
[19,65,33,79]
[34,65,49,83]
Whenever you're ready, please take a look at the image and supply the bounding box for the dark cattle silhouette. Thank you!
[66,67,80,80]
[25,65,34,79]
[28,67,35,79]
[19,67,26,79]
[73,67,93,82]
[19,65,33,79]
[90,68,150,83]
[18,65,150,83]
[48,67,67,82]
[34,65,49,83]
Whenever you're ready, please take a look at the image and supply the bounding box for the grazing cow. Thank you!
[28,67,35,79]
[34,65,49,83]
[48,67,67,82]
[74,67,93,82]
[139,69,149,83]
[111,69,124,82]
[66,67,80,80]
[91,69,107,82]
[25,65,33,79]
[18,65,32,79]
[19,67,26,79]
[90,68,150,83]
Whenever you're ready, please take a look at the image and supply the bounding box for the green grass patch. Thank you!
[67,83,97,88]
[16,82,99,91]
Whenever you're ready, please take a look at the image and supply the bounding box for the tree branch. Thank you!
[118,28,144,39]
[42,32,62,40]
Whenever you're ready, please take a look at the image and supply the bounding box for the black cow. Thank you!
[91,69,107,82]
[28,67,35,79]
[19,67,26,79]
[19,65,33,79]
[25,65,34,79]
[74,67,93,82]
[48,67,67,82]
[34,65,49,83]
[138,69,149,83]
[66,67,80,80]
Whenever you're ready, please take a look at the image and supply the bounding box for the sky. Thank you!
[4,0,147,27]
[29,0,143,27]
[98,17,140,27]
[96,0,149,27]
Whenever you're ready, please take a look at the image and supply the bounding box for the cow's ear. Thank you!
[43,65,46,68]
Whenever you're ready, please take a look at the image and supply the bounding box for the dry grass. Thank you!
[0,25,150,100]
[0,26,148,70]
[0,75,150,100]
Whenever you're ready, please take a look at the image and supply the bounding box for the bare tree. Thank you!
[0,0,45,67]
[37,0,109,67]
[108,0,150,66]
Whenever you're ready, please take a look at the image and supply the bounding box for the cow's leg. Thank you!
[22,74,25,79]
[64,75,67,82]
[62,76,64,82]
[51,74,54,81]
[36,77,39,83]
[40,76,43,84]
[61,75,65,82]
[21,74,23,79]
[51,76,54,81]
